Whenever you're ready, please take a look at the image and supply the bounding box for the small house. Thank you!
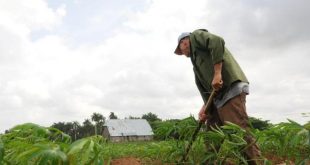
[103,119,153,142]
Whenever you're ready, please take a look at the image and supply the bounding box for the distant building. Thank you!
[103,119,153,142]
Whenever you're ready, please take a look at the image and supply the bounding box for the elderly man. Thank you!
[174,29,261,164]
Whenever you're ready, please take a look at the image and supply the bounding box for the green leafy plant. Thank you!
[200,122,250,164]
[66,135,106,165]
[0,137,4,164]
[1,123,71,164]
[1,118,309,164]
[257,119,310,163]
[17,143,67,165]
[153,116,198,140]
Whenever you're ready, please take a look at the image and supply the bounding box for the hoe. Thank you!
[179,89,216,163]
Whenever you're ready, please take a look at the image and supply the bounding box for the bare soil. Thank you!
[110,157,174,165]
[109,156,309,165]
[110,157,142,165]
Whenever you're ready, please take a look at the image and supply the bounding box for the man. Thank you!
[174,29,261,164]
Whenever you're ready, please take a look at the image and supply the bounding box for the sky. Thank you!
[0,0,310,133]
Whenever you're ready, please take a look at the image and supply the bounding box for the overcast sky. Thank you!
[1,0,310,133]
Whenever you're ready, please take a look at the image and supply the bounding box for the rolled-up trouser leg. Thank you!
[217,92,262,165]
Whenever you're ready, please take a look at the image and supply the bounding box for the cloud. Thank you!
[203,0,310,48]
[0,0,65,32]
[0,0,66,131]
[1,0,310,133]
[245,41,310,124]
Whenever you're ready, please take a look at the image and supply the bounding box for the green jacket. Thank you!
[189,29,248,103]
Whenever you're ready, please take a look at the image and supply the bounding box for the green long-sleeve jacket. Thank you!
[189,29,248,103]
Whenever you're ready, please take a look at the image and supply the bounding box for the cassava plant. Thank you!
[1,123,108,165]
[257,119,310,163]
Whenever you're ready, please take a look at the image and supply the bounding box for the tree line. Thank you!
[3,111,269,141]
[50,112,161,141]
[50,111,270,141]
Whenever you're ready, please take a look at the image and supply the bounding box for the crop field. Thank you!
[0,117,309,164]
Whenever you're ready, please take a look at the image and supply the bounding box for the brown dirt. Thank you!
[264,154,310,165]
[109,156,309,165]
[110,158,175,165]
[110,157,142,165]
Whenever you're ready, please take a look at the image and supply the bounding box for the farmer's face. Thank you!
[178,37,190,57]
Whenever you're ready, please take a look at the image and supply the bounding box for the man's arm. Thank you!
[212,62,223,91]
[199,62,223,122]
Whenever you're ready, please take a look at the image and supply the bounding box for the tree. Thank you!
[51,122,71,134]
[72,121,80,141]
[51,119,96,140]
[249,117,272,130]
[126,116,140,119]
[91,112,105,135]
[80,119,94,137]
[51,122,80,140]
[142,112,161,123]
[109,112,118,119]
[304,121,310,130]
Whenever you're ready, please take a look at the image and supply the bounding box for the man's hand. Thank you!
[198,104,207,123]
[212,62,223,91]
[212,74,223,91]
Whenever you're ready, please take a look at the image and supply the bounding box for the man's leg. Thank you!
[206,103,223,131]
[217,92,262,165]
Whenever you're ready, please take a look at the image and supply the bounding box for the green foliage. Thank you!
[109,112,118,119]
[153,117,309,164]
[177,117,199,140]
[101,141,174,160]
[257,119,310,163]
[203,122,249,164]
[7,123,50,139]
[17,143,67,165]
[91,113,105,136]
[0,123,112,165]
[158,122,261,164]
[66,136,106,165]
[52,122,81,141]
[0,123,70,164]
[48,127,71,144]
[153,120,178,140]
[153,116,197,140]
[249,117,272,130]
[0,137,4,163]
[50,112,109,140]
[304,121,310,131]
[126,116,140,119]
[142,112,161,123]
[4,123,71,144]
[1,118,309,164]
